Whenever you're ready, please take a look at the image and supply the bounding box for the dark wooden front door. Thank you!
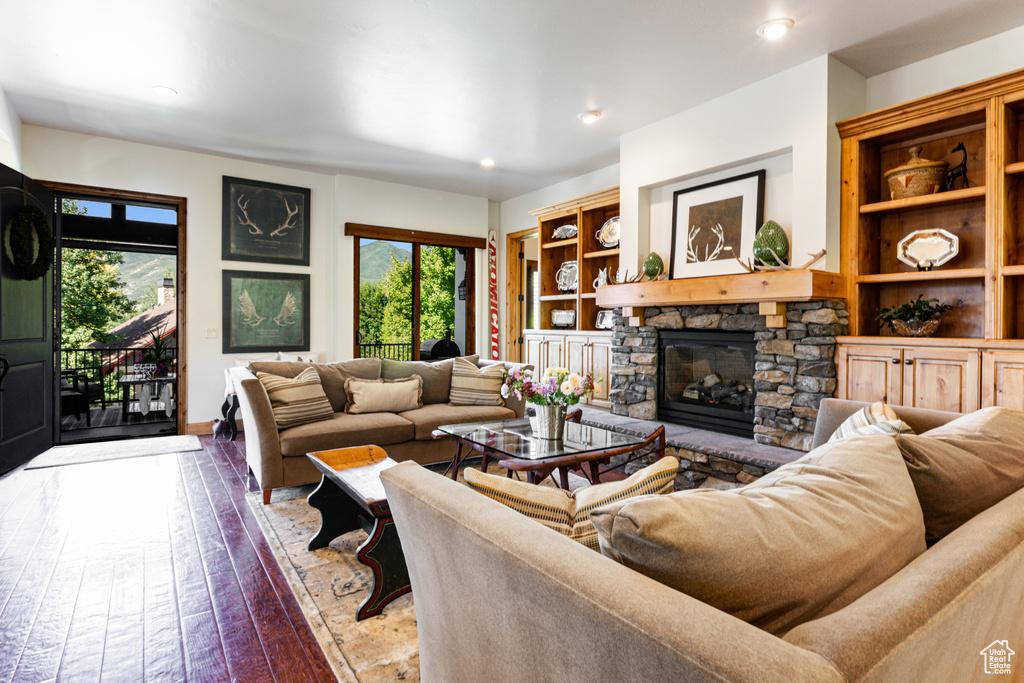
[0,165,54,475]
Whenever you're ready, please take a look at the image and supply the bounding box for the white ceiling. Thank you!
[1,0,1022,201]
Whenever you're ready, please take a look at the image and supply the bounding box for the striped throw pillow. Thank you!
[463,456,679,550]
[828,401,914,443]
[256,367,335,430]
[449,357,504,406]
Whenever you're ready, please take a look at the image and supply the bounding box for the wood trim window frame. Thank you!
[346,223,485,360]
[41,180,188,435]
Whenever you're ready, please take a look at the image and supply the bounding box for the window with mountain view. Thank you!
[358,238,465,360]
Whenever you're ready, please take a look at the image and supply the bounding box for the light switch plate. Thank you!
[206,327,218,338]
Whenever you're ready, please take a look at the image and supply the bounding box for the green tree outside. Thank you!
[358,280,388,344]
[59,200,134,347]
[378,253,413,344]
[368,245,456,350]
[418,246,455,340]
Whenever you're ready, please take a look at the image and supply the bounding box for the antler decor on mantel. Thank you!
[725,246,827,273]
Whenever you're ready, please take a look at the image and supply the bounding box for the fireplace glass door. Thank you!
[659,330,756,437]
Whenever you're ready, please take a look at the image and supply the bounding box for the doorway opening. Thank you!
[504,228,540,362]
[49,184,187,444]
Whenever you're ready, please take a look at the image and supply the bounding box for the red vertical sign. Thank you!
[488,230,499,360]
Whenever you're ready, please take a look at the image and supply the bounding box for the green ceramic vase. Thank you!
[753,220,789,266]
[643,252,664,279]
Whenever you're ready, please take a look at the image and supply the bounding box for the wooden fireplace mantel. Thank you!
[595,269,847,328]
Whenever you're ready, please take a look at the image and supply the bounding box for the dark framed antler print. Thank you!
[222,270,310,353]
[222,176,311,266]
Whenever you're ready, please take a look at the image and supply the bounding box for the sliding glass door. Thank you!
[350,224,482,361]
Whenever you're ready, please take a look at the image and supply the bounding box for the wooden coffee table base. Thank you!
[306,449,410,621]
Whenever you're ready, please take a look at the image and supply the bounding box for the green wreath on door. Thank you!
[5,205,54,280]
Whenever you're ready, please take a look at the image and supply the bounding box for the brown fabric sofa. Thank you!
[382,399,1024,682]
[230,357,530,503]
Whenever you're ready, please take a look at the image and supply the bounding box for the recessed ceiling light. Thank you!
[756,18,794,40]
[480,158,495,167]
[152,85,178,97]
[577,110,602,124]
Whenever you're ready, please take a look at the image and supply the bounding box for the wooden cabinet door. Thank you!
[587,336,611,408]
[837,346,902,404]
[524,334,544,375]
[544,334,565,371]
[981,351,1024,410]
[566,335,587,376]
[902,348,980,413]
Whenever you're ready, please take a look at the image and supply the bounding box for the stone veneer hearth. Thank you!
[609,300,848,452]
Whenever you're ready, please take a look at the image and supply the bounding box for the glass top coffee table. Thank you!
[434,417,666,489]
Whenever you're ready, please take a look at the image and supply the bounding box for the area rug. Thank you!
[246,483,419,683]
[246,462,591,682]
[26,434,203,469]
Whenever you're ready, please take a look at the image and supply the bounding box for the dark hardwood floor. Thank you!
[0,435,337,683]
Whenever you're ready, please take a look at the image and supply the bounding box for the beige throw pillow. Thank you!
[344,376,423,414]
[464,457,679,550]
[590,435,927,636]
[828,401,914,442]
[256,367,335,430]
[449,356,504,406]
[895,406,1024,543]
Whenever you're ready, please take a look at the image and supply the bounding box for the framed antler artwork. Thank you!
[669,169,764,279]
[222,176,311,266]
[222,270,310,353]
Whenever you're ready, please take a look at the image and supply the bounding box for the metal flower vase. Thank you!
[533,404,567,440]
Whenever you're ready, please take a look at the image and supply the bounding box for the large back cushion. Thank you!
[250,358,381,412]
[382,355,478,405]
[590,435,927,636]
[895,406,1024,543]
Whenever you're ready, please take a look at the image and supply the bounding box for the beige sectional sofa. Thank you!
[230,356,529,503]
[381,399,1024,682]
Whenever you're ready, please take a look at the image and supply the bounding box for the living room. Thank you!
[2,3,1024,681]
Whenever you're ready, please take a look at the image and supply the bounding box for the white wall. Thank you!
[22,125,488,424]
[498,164,620,236]
[866,24,1024,111]
[0,87,21,171]
[621,56,865,275]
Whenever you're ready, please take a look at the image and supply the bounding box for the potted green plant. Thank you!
[876,295,954,337]
[141,325,175,376]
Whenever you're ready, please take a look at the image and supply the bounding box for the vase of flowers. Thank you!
[502,366,598,440]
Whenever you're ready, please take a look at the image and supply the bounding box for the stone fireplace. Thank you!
[610,300,848,451]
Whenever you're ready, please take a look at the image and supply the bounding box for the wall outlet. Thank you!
[206,327,218,339]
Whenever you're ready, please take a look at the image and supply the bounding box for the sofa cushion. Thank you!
[449,357,504,406]
[828,401,914,442]
[399,403,515,440]
[464,457,679,550]
[590,435,927,636]
[894,406,1024,543]
[250,358,382,412]
[344,376,423,414]
[279,411,415,457]
[256,367,335,430]
[382,355,479,405]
